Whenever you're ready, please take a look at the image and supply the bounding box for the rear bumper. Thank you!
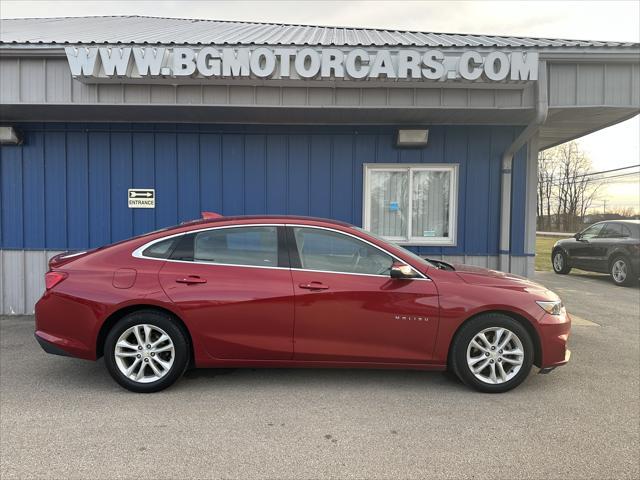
[35,292,98,360]
[35,332,74,357]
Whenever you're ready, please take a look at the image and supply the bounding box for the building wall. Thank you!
[0,122,529,314]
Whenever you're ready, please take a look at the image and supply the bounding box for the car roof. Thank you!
[179,214,354,229]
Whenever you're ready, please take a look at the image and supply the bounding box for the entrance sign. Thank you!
[66,46,538,82]
[128,189,155,209]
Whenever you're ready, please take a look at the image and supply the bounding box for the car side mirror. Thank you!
[573,233,582,240]
[390,262,420,279]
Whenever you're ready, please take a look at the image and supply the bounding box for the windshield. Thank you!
[354,227,436,269]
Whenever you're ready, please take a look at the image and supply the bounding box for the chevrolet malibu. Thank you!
[35,215,571,393]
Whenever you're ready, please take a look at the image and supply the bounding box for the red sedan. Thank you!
[35,215,571,393]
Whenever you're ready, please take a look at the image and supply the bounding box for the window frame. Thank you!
[362,163,459,246]
[132,224,289,269]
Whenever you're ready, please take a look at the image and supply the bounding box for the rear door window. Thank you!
[192,226,278,267]
[598,223,623,239]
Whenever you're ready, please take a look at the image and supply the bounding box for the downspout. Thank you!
[499,60,548,272]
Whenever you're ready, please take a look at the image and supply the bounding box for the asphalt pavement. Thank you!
[1,271,638,479]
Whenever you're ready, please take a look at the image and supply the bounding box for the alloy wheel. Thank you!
[612,259,627,283]
[114,324,175,383]
[466,327,525,385]
[553,252,563,271]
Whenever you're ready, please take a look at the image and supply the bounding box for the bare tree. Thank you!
[537,141,600,231]
[537,150,554,230]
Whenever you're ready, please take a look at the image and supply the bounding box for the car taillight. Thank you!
[45,271,67,290]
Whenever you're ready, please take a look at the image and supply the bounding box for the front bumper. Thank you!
[537,310,572,369]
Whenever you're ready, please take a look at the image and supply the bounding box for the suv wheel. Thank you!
[610,256,635,287]
[104,310,189,393]
[451,313,534,393]
[552,249,571,274]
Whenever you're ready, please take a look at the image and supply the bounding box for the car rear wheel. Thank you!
[104,310,189,393]
[552,249,571,274]
[610,256,635,287]
[451,313,534,393]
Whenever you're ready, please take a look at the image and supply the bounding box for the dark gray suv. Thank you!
[551,220,640,286]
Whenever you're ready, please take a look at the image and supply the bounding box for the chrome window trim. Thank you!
[131,222,430,280]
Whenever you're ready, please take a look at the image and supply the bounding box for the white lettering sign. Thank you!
[65,47,539,82]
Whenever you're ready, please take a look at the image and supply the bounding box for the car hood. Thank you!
[453,264,549,293]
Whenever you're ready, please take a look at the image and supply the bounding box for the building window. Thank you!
[363,164,458,245]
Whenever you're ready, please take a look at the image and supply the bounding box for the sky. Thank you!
[1,0,639,211]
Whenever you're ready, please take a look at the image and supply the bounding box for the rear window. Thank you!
[142,237,177,259]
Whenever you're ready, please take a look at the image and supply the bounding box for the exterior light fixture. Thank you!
[396,129,429,147]
[0,126,22,145]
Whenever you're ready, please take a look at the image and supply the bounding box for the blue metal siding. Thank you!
[0,123,527,255]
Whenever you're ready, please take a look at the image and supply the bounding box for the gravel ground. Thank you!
[1,271,638,479]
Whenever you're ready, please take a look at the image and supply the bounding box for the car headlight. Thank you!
[536,300,564,315]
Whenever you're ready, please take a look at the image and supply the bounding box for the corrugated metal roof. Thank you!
[1,15,638,48]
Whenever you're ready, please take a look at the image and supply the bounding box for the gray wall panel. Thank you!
[336,88,360,106]
[308,87,333,105]
[2,250,26,315]
[256,86,281,105]
[362,88,386,106]
[177,85,202,104]
[416,89,441,106]
[124,84,150,103]
[45,59,72,103]
[24,250,46,314]
[495,89,522,107]
[282,88,306,105]
[442,89,468,107]
[0,58,20,103]
[71,78,97,103]
[229,86,255,105]
[203,85,228,104]
[469,89,494,107]
[577,64,605,105]
[98,84,123,103]
[549,64,577,106]
[388,88,413,106]
[150,84,176,103]
[604,64,632,105]
[20,58,46,103]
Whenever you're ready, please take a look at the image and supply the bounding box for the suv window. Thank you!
[186,226,278,267]
[580,223,604,240]
[292,227,393,276]
[599,223,624,239]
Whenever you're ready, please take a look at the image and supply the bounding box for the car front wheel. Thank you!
[610,256,635,287]
[552,249,571,274]
[104,310,189,393]
[451,313,534,393]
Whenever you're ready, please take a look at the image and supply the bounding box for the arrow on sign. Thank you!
[129,191,153,198]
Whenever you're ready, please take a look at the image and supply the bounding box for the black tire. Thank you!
[551,249,571,274]
[104,310,189,393]
[450,313,534,393]
[610,256,636,287]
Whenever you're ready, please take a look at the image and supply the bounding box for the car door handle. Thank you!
[298,282,329,290]
[176,276,207,285]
